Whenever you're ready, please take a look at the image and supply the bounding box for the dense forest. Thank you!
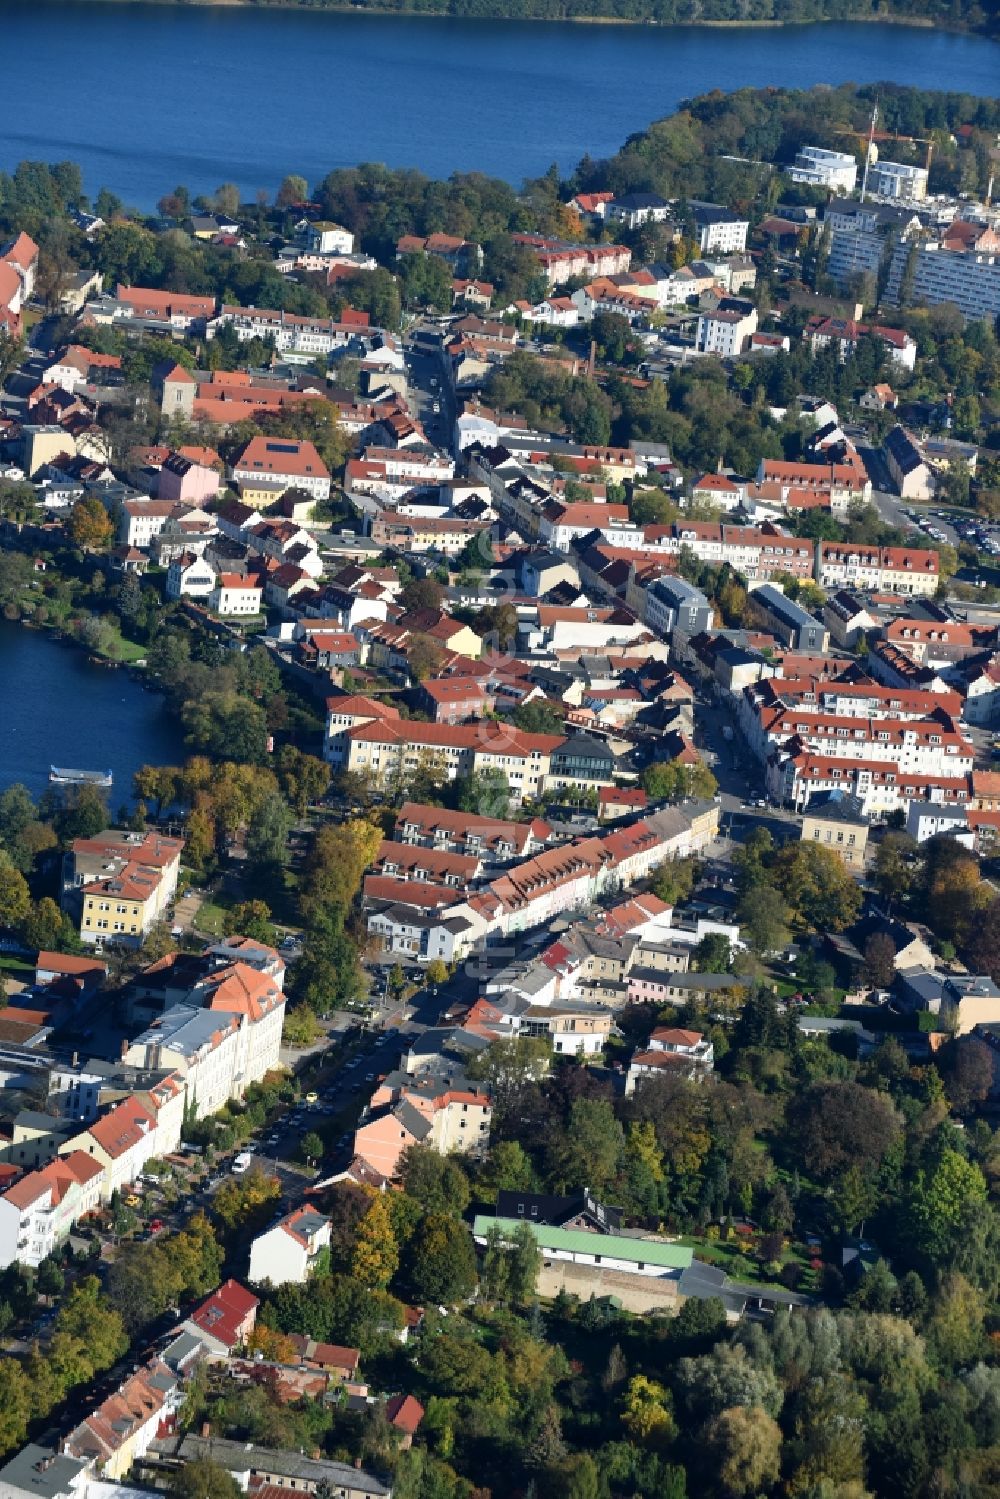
[81,0,1000,36]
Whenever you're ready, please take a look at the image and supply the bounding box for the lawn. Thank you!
[0,956,34,977]
[678,1232,822,1295]
[193,901,229,937]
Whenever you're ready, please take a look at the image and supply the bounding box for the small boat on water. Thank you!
[49,766,113,788]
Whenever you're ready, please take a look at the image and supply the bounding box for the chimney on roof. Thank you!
[201,1422,211,1439]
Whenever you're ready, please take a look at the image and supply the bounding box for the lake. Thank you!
[0,622,185,806]
[2,3,999,205]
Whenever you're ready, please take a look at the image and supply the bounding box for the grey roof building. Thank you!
[168,1436,391,1499]
[751,584,829,651]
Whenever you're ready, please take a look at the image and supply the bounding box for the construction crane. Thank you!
[833,124,935,176]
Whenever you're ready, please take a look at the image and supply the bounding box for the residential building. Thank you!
[626,1026,714,1093]
[885,425,934,500]
[751,585,829,651]
[695,297,757,357]
[0,1447,88,1499]
[605,192,671,229]
[884,222,1000,322]
[393,802,551,862]
[473,1215,693,1279]
[904,801,973,848]
[167,1434,390,1499]
[64,830,183,947]
[249,1206,332,1287]
[114,284,215,329]
[166,551,216,601]
[231,436,331,502]
[645,576,714,638]
[63,1359,179,1479]
[179,1279,259,1355]
[0,1151,104,1269]
[209,574,263,616]
[690,204,749,255]
[158,451,221,505]
[868,159,928,200]
[804,315,916,371]
[816,542,939,595]
[306,221,354,254]
[59,1097,158,1202]
[789,147,858,193]
[122,960,286,1119]
[800,790,870,869]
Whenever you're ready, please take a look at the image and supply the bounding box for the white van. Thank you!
[231,1152,254,1176]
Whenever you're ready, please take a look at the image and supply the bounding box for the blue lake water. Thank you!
[1,3,999,205]
[0,621,185,806]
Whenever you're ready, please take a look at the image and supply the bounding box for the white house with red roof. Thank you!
[249,1205,331,1287]
[691,473,744,512]
[0,1150,104,1268]
[232,435,331,502]
[209,573,263,616]
[0,232,39,333]
[626,1027,714,1094]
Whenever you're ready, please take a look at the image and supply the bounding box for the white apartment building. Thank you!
[816,543,940,596]
[209,575,263,616]
[306,221,354,255]
[118,500,175,549]
[692,207,749,255]
[214,305,357,356]
[893,242,1000,323]
[695,299,758,357]
[789,147,858,194]
[868,160,928,201]
[0,1151,104,1269]
[123,964,285,1120]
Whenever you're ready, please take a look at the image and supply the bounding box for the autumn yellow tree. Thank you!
[351,1193,399,1290]
[68,497,113,549]
[303,818,382,916]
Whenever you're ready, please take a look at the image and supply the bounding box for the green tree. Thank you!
[225,899,275,946]
[642,759,717,802]
[282,1006,321,1048]
[406,1212,477,1305]
[454,768,510,820]
[0,1358,30,1456]
[276,174,309,208]
[170,1459,243,1499]
[246,792,294,867]
[737,884,791,956]
[508,1221,542,1304]
[621,1373,675,1448]
[20,896,65,951]
[181,693,268,763]
[300,1131,324,1166]
[398,1145,470,1216]
[694,932,732,973]
[903,1147,988,1264]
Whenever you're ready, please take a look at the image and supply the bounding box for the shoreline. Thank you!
[27,0,961,33]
